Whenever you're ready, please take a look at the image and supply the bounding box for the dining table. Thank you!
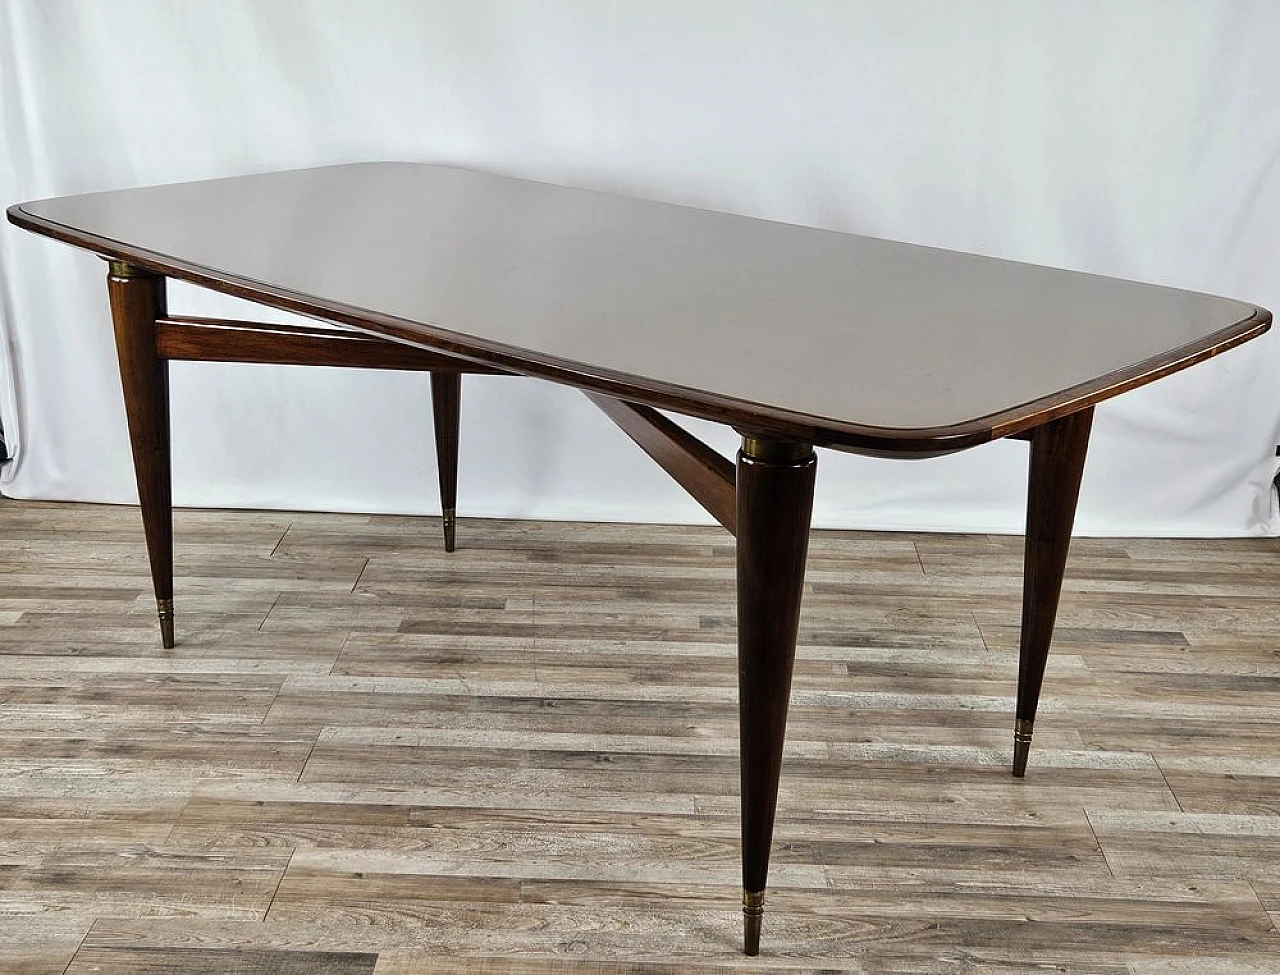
[7,162,1271,954]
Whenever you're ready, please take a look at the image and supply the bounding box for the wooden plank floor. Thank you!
[0,497,1278,973]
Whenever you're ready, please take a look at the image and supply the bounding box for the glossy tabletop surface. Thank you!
[9,163,1270,453]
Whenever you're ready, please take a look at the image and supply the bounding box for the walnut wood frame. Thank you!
[107,265,494,648]
[156,315,510,373]
[95,261,1216,951]
[584,392,737,534]
[572,386,1102,950]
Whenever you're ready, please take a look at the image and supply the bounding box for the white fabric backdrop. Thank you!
[1,0,1277,536]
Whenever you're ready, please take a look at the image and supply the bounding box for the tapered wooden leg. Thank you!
[430,372,460,553]
[106,262,174,648]
[1013,407,1094,777]
[736,435,816,955]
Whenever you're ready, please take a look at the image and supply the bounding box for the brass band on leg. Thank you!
[740,436,812,465]
[1012,718,1034,778]
[742,888,766,956]
[442,507,456,553]
[107,260,153,279]
[156,598,175,650]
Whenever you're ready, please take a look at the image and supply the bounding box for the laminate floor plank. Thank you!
[64,946,379,975]
[0,846,291,918]
[0,917,93,975]
[1248,881,1280,932]
[1089,810,1280,881]
[0,499,1277,972]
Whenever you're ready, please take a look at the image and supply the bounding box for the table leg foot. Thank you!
[157,598,175,650]
[742,888,765,955]
[442,507,457,554]
[1012,718,1034,777]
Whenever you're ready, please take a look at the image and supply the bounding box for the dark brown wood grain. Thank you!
[585,393,737,534]
[1013,407,1094,776]
[735,437,817,954]
[121,310,484,645]
[155,317,508,373]
[107,264,175,649]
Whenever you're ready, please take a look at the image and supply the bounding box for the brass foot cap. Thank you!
[1012,718,1033,777]
[442,508,457,553]
[742,889,765,955]
[157,599,175,650]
